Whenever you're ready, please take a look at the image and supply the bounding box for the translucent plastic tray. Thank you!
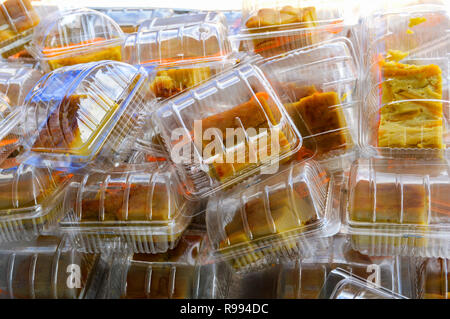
[205,159,340,272]
[100,230,230,299]
[360,5,450,158]
[60,163,195,254]
[0,0,40,58]
[22,61,152,170]
[0,162,73,242]
[258,38,359,170]
[0,61,42,106]
[342,157,450,258]
[0,235,109,299]
[318,268,408,299]
[236,0,350,58]
[418,257,449,299]
[225,235,411,298]
[122,13,232,66]
[154,62,303,200]
[27,8,124,72]
[92,7,174,33]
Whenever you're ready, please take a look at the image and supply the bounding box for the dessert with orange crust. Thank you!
[378,61,444,149]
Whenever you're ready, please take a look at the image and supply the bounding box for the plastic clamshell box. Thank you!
[154,62,304,200]
[0,0,40,58]
[100,230,230,299]
[205,159,340,272]
[139,12,227,33]
[0,61,42,106]
[418,257,449,299]
[318,268,408,299]
[225,234,410,298]
[342,157,450,258]
[258,38,359,170]
[22,60,152,170]
[0,104,24,168]
[27,8,125,72]
[360,4,450,158]
[93,7,174,33]
[236,0,350,58]
[122,12,232,66]
[0,162,73,242]
[59,163,195,254]
[0,235,108,299]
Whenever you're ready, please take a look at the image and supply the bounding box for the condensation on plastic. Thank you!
[0,0,41,58]
[418,257,449,299]
[225,235,412,298]
[99,230,231,299]
[342,157,450,258]
[59,163,195,254]
[22,60,153,170]
[122,13,232,66]
[0,162,73,243]
[154,62,304,200]
[0,235,108,299]
[205,160,340,272]
[27,8,125,72]
[92,7,174,33]
[360,4,450,159]
[258,38,359,170]
[318,268,408,299]
[235,0,351,58]
[0,61,42,106]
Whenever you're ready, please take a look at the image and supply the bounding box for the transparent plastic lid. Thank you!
[258,38,359,168]
[237,0,350,58]
[154,63,303,200]
[0,235,106,299]
[22,60,152,170]
[0,105,24,169]
[101,230,229,299]
[60,163,195,254]
[419,258,449,299]
[205,159,340,271]
[27,8,124,71]
[0,162,73,242]
[318,268,408,299]
[0,61,42,106]
[361,5,450,158]
[225,235,407,298]
[139,12,227,33]
[0,0,40,58]
[343,157,450,258]
[123,13,232,66]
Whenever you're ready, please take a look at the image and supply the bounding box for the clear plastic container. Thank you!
[100,230,230,299]
[225,235,413,298]
[360,4,450,158]
[22,60,153,170]
[317,268,408,299]
[205,159,340,272]
[0,235,108,299]
[0,162,73,242]
[0,61,42,106]
[258,38,359,170]
[0,0,40,59]
[122,13,232,66]
[27,8,125,72]
[154,62,304,200]
[236,0,351,58]
[92,7,174,33]
[342,157,450,258]
[418,257,449,299]
[59,163,195,254]
[0,104,24,168]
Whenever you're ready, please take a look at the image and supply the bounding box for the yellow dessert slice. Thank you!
[379,61,444,149]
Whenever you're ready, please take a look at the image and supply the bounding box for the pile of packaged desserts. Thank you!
[0,0,448,300]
